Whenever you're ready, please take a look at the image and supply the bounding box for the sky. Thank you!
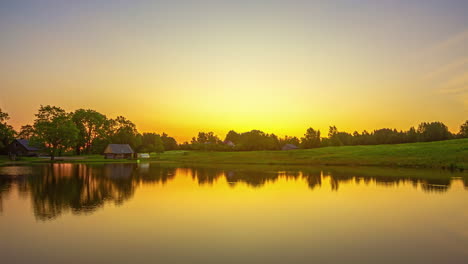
[1,0,467,142]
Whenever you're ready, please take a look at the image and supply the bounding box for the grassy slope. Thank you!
[0,138,467,170]
[157,138,468,170]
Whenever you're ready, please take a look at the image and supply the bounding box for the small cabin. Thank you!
[103,144,135,159]
[8,139,40,159]
[223,140,235,147]
[282,144,299,151]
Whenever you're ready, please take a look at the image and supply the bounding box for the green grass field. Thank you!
[1,138,467,170]
[156,138,468,170]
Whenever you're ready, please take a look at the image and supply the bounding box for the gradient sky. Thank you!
[1,0,467,141]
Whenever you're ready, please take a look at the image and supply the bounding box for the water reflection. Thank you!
[0,163,467,220]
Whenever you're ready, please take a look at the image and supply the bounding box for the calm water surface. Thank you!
[0,163,467,263]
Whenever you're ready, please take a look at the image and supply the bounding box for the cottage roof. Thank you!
[282,144,299,150]
[16,139,40,151]
[104,144,134,154]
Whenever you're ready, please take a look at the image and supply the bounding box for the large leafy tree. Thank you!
[32,105,79,160]
[161,133,178,151]
[18,125,35,139]
[140,133,164,153]
[301,127,321,148]
[224,130,241,144]
[235,130,279,151]
[109,116,139,148]
[0,108,16,153]
[72,109,108,155]
[417,122,451,142]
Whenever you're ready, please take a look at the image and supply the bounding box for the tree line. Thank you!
[1,106,468,157]
[0,106,177,160]
[181,121,468,151]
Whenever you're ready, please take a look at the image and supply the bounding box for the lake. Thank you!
[0,163,467,263]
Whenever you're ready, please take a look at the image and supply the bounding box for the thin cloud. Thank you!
[421,29,468,56]
[422,56,468,80]
[438,72,468,95]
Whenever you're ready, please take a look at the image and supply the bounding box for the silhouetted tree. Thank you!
[109,116,139,148]
[301,127,321,148]
[281,136,301,148]
[139,133,164,153]
[0,108,16,154]
[161,133,178,150]
[224,130,241,144]
[31,105,79,160]
[18,125,34,140]
[459,120,468,138]
[72,109,108,155]
[417,122,451,142]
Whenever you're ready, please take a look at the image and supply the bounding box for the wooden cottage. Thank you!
[103,144,135,159]
[8,139,40,159]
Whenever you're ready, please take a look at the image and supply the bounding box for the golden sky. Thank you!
[0,1,467,142]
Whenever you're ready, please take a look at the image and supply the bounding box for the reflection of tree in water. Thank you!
[226,170,280,187]
[182,166,464,193]
[184,167,288,187]
[189,167,223,185]
[0,177,11,213]
[29,164,136,220]
[0,164,179,220]
[1,164,467,219]
[321,168,456,193]
[135,163,176,184]
[302,172,322,190]
[0,168,30,213]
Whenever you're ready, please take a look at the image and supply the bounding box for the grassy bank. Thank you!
[1,138,467,170]
[157,138,468,170]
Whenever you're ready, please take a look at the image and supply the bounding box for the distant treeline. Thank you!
[1,106,468,157]
[181,121,468,151]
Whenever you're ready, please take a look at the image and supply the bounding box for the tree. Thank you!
[140,133,164,153]
[233,130,279,151]
[161,133,178,151]
[0,108,16,154]
[224,130,241,144]
[192,132,221,144]
[405,127,418,143]
[18,125,35,139]
[109,116,139,148]
[281,136,300,147]
[301,128,321,148]
[460,120,468,138]
[190,132,223,150]
[417,122,450,142]
[31,105,79,160]
[328,126,343,146]
[72,109,108,155]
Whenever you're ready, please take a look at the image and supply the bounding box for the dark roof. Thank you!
[282,144,299,150]
[104,144,134,154]
[15,139,40,151]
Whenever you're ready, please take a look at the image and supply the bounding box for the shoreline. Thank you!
[1,138,467,171]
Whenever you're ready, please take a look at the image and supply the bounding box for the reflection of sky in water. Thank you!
[0,164,468,263]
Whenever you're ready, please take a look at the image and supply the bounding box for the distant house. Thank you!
[282,144,299,151]
[104,144,135,159]
[223,140,235,147]
[8,139,40,158]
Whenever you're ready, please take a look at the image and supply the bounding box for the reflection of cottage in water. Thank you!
[103,144,134,159]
